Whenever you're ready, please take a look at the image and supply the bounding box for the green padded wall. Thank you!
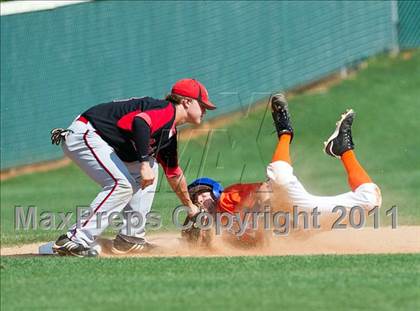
[1,1,398,169]
[398,1,420,48]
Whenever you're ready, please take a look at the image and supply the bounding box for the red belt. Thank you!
[77,116,89,124]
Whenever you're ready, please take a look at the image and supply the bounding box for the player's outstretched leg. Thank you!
[267,107,381,215]
[324,109,373,191]
[270,93,293,164]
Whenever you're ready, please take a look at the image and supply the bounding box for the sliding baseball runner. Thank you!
[183,94,382,247]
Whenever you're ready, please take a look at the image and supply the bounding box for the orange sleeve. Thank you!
[216,183,262,214]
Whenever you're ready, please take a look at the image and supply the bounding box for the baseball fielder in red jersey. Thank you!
[185,94,382,246]
[51,79,216,257]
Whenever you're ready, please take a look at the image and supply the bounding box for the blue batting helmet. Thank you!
[188,177,224,201]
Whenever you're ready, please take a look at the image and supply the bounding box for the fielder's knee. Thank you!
[114,179,134,200]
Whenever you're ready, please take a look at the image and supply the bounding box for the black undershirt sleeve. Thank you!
[157,136,178,168]
[132,117,151,162]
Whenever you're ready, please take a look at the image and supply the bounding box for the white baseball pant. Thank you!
[62,118,158,247]
[266,161,382,213]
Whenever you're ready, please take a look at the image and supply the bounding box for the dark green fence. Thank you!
[0,1,414,169]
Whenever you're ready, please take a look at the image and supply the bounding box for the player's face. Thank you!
[197,191,213,205]
[187,99,206,125]
[196,191,215,212]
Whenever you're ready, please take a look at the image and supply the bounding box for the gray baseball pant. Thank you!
[61,118,158,247]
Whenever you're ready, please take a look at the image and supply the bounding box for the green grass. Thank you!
[2,51,420,245]
[1,254,419,310]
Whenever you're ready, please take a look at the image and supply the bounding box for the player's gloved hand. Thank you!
[181,208,212,246]
[187,203,200,218]
[181,204,200,239]
[140,162,155,189]
[50,128,72,145]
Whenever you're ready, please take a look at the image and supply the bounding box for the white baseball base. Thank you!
[38,241,54,255]
[38,241,102,255]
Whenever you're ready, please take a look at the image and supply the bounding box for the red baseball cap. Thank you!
[171,78,216,110]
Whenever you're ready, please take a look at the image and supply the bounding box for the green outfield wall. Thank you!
[398,1,420,48]
[1,1,417,169]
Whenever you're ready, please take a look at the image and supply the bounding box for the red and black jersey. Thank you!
[81,97,182,177]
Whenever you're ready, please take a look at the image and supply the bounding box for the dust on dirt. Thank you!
[1,226,419,258]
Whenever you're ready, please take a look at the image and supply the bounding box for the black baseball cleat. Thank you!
[111,234,155,255]
[52,234,98,257]
[270,93,294,140]
[324,109,355,158]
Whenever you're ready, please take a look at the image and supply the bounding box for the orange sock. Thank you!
[271,134,292,164]
[341,150,372,191]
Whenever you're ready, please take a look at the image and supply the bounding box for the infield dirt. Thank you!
[2,226,419,257]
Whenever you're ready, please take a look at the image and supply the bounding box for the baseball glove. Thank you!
[181,211,213,247]
[50,128,72,145]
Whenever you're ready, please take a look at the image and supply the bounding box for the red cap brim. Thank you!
[201,100,216,110]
